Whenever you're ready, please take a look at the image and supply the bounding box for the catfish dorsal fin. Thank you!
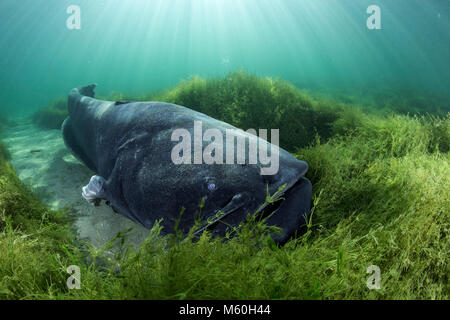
[79,84,97,98]
[115,100,132,105]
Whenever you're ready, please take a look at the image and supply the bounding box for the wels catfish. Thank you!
[62,84,312,244]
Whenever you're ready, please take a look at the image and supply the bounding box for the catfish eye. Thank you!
[207,182,216,192]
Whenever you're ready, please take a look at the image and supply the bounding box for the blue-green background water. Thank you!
[0,0,449,117]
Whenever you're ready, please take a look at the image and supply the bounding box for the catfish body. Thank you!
[63,84,312,243]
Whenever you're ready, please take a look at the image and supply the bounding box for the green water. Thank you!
[0,0,449,117]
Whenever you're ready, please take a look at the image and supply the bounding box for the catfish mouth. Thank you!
[267,159,309,197]
[263,175,307,212]
[257,176,313,244]
[191,173,311,242]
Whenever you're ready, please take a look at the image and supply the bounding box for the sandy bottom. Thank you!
[2,119,150,248]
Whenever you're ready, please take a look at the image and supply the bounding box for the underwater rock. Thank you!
[62,84,312,244]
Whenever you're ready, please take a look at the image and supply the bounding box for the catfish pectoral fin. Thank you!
[82,175,107,206]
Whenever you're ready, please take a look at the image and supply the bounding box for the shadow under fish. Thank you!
[62,84,312,244]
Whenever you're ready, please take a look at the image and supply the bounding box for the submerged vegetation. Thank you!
[1,71,449,299]
[0,140,73,298]
[32,98,68,130]
[148,71,341,151]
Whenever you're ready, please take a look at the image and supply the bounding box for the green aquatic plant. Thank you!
[315,86,450,117]
[30,71,343,151]
[0,144,74,299]
[0,142,10,162]
[150,71,341,151]
[427,115,450,153]
[296,114,449,298]
[75,113,445,300]
[376,92,450,116]
[0,119,10,161]
[0,74,448,300]
[32,98,68,130]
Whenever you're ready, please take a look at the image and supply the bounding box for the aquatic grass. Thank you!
[150,71,343,151]
[427,115,450,153]
[0,141,10,162]
[0,117,12,160]
[316,87,450,117]
[31,98,68,130]
[0,73,448,300]
[0,148,74,299]
[55,112,449,300]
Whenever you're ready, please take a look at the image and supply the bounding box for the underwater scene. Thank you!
[0,0,448,301]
